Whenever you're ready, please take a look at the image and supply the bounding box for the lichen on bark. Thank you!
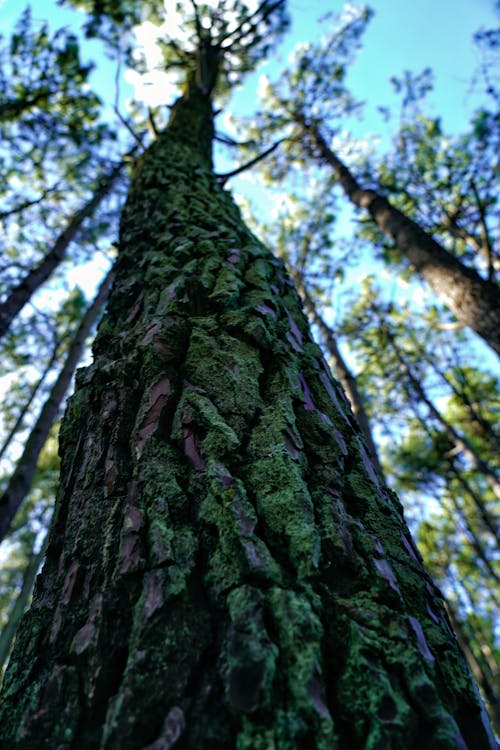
[0,93,496,750]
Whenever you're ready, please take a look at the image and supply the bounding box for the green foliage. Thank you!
[63,0,289,100]
[231,4,371,183]
[359,71,499,279]
[0,6,105,141]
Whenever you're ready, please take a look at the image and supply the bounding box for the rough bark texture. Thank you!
[304,123,500,356]
[0,162,123,341]
[0,269,113,542]
[0,94,496,749]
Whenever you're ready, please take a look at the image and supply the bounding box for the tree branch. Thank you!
[218,0,285,49]
[215,138,286,184]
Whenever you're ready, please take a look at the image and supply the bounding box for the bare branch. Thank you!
[0,180,62,220]
[218,0,285,49]
[113,43,145,149]
[470,178,496,282]
[214,132,258,147]
[215,137,286,184]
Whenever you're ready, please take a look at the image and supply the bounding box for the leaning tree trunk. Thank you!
[0,538,48,674]
[0,88,496,750]
[0,268,114,542]
[298,282,384,479]
[0,161,123,341]
[301,120,500,356]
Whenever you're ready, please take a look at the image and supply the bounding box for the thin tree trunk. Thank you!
[446,604,500,734]
[301,120,500,355]
[299,282,384,478]
[397,351,500,503]
[434,364,500,454]
[448,463,500,550]
[447,488,500,586]
[0,539,48,675]
[0,83,495,749]
[391,342,500,542]
[0,337,60,462]
[0,269,113,541]
[0,161,123,341]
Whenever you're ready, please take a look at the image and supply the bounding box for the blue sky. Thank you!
[345,0,498,134]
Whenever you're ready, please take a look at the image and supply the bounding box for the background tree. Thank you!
[240,5,500,353]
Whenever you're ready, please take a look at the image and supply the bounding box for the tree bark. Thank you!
[0,91,496,749]
[0,161,123,341]
[302,120,500,356]
[0,269,113,542]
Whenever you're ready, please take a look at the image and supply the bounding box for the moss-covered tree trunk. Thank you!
[0,87,496,750]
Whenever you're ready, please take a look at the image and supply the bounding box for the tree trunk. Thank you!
[393,343,500,505]
[0,90,496,750]
[0,539,48,675]
[302,121,500,356]
[446,604,500,735]
[0,269,113,542]
[0,337,60,462]
[0,161,123,341]
[299,282,384,478]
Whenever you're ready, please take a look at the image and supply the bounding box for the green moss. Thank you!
[231,586,338,748]
[184,324,263,434]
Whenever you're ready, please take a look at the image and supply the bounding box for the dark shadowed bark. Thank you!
[301,120,500,356]
[0,162,123,341]
[0,269,113,542]
[0,78,495,749]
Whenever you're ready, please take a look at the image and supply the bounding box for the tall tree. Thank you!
[300,122,500,355]
[244,5,500,354]
[0,2,496,748]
